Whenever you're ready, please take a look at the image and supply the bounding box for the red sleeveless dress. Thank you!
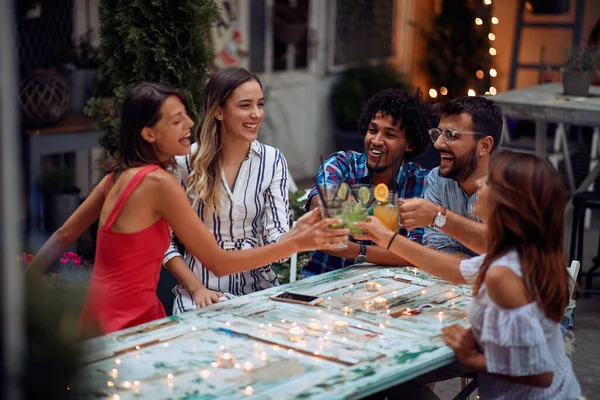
[80,165,169,335]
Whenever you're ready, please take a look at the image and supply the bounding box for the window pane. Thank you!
[272,0,309,71]
[249,0,266,73]
[332,0,394,68]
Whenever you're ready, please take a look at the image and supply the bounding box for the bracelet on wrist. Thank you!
[386,232,399,250]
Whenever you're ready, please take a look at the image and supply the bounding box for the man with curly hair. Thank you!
[300,88,433,277]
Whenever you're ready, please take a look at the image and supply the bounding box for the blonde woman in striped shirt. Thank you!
[164,67,297,314]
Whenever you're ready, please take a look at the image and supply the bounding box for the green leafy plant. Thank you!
[85,0,219,162]
[565,45,599,71]
[413,0,490,98]
[330,66,409,132]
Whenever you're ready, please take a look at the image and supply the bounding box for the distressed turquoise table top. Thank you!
[75,266,471,399]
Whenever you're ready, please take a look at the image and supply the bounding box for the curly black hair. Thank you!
[357,88,433,157]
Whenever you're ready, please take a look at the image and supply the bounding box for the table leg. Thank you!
[28,137,42,234]
[584,127,600,229]
[535,120,548,159]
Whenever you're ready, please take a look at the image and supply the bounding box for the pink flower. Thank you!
[24,254,34,265]
[60,252,83,266]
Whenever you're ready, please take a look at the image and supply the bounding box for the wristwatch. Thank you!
[354,243,367,264]
[433,206,448,228]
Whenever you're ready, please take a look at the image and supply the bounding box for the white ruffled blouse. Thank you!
[460,251,581,399]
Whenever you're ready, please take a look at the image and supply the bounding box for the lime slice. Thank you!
[337,182,349,201]
[354,203,365,213]
[357,186,371,206]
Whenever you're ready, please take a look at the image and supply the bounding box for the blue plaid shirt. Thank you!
[300,151,429,278]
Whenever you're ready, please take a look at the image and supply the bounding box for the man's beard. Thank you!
[441,145,478,182]
[368,163,387,174]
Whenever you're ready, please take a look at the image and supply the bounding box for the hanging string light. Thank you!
[474,0,498,96]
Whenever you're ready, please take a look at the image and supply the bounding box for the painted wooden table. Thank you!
[488,83,600,196]
[74,265,471,399]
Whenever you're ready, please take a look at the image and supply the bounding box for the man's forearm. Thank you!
[441,212,487,254]
[323,241,412,266]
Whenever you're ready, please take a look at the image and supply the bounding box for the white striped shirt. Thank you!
[461,251,581,399]
[422,167,480,256]
[163,141,289,314]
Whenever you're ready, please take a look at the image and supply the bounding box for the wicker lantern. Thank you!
[20,69,70,127]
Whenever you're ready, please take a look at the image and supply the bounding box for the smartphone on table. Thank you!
[270,292,324,306]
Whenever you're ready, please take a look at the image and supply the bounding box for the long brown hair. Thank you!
[187,67,262,212]
[105,82,190,180]
[474,150,570,322]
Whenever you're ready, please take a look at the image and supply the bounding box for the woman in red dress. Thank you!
[27,82,348,337]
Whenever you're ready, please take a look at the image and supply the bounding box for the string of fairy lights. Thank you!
[429,0,498,99]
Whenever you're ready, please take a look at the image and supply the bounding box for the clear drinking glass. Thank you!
[373,192,399,232]
[317,187,348,249]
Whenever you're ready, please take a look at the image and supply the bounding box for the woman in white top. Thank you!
[356,150,581,399]
[164,67,295,314]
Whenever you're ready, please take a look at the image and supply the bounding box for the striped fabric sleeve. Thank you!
[163,157,187,266]
[262,151,291,245]
[303,152,348,212]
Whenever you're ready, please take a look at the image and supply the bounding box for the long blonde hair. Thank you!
[188,67,262,212]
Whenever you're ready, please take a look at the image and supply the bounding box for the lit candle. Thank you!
[437,311,444,325]
[342,306,353,315]
[364,281,381,292]
[372,297,387,309]
[259,352,268,362]
[401,308,421,316]
[307,321,322,331]
[333,320,349,333]
[243,361,254,373]
[245,386,254,396]
[288,327,305,342]
[110,368,118,378]
[200,370,211,378]
[217,352,236,368]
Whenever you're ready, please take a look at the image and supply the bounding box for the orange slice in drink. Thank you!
[374,183,389,203]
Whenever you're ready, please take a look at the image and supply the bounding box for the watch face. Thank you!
[355,255,367,263]
[434,214,447,227]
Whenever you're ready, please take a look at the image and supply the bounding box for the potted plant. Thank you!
[330,65,409,152]
[272,0,308,46]
[60,29,100,113]
[40,167,81,233]
[562,45,599,97]
[85,0,218,164]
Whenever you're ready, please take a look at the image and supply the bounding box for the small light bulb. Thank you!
[489,68,497,77]
[468,89,476,96]
[489,47,497,56]
[489,86,497,95]
[440,86,448,96]
[475,18,483,25]
[484,0,492,5]
[488,32,496,41]
[429,88,438,98]
[476,70,484,79]
[491,17,499,24]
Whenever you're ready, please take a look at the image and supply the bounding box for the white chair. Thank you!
[568,260,581,299]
